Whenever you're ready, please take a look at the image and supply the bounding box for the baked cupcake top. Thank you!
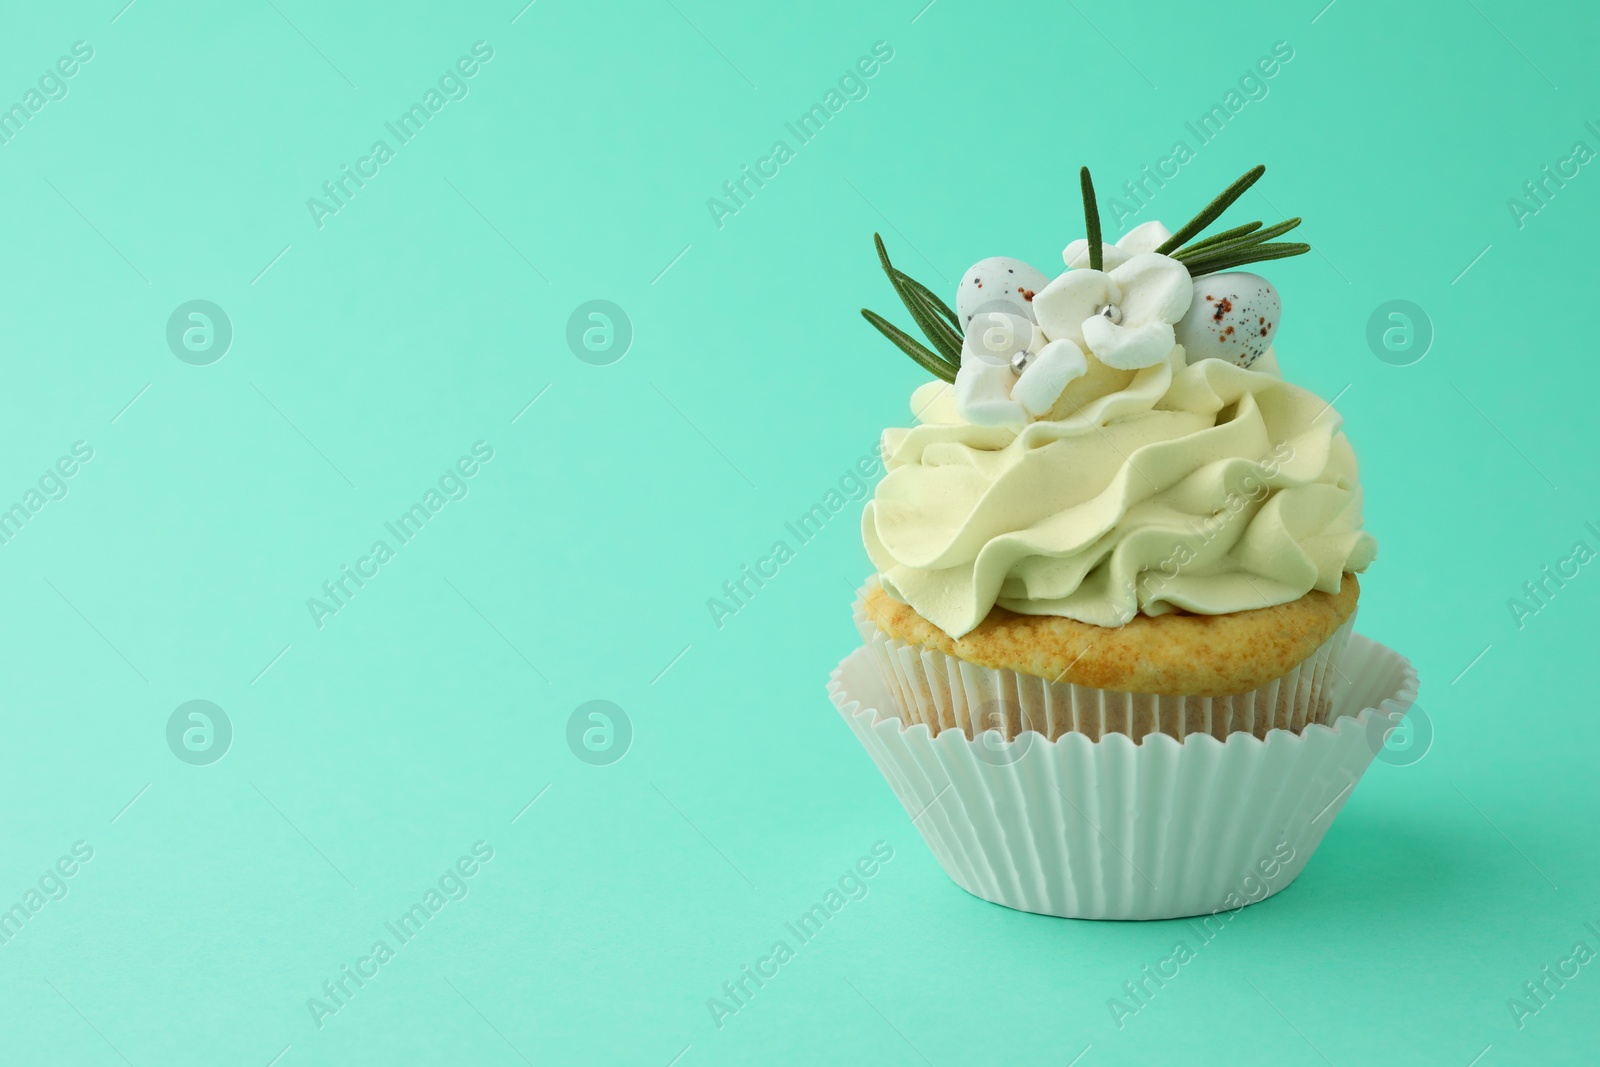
[859,166,1375,639]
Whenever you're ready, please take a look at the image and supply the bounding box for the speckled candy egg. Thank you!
[956,257,1051,328]
[1174,273,1280,368]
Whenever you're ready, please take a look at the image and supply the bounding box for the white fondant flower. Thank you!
[947,229,1191,428]
[1032,252,1193,371]
[953,310,1088,426]
[1062,220,1172,270]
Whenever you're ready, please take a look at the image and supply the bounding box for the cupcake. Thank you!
[831,166,1417,920]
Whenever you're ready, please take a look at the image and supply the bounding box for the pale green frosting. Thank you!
[862,348,1376,638]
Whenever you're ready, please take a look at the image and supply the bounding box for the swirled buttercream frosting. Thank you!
[862,347,1376,638]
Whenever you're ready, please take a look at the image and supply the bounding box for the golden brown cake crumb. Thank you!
[861,575,1359,697]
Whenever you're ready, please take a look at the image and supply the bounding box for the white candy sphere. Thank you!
[1174,272,1280,368]
[956,257,1051,328]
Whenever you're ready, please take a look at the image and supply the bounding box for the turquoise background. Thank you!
[0,0,1595,1064]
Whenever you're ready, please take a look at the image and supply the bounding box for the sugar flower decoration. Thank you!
[952,310,1088,426]
[1032,251,1193,373]
[860,164,1311,427]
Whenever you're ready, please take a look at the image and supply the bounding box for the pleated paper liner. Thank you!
[828,634,1418,920]
[855,590,1354,743]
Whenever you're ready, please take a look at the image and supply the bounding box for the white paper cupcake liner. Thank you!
[827,634,1418,920]
[854,594,1354,742]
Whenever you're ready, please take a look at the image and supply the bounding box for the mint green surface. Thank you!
[0,2,1595,1064]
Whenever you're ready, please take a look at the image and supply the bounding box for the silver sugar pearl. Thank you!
[1009,349,1034,374]
[1096,302,1124,325]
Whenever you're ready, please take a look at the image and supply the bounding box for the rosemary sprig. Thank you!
[1176,217,1300,262]
[860,308,957,382]
[1155,165,1265,254]
[862,233,961,382]
[894,269,959,331]
[1158,165,1310,274]
[1174,217,1303,276]
[1179,241,1310,277]
[1081,168,1107,271]
[1080,167,1103,271]
[1178,220,1262,254]
[874,234,961,365]
[894,274,963,360]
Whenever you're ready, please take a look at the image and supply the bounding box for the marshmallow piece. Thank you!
[1083,318,1176,370]
[1113,253,1193,325]
[954,360,1026,426]
[1032,268,1115,348]
[1013,339,1089,417]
